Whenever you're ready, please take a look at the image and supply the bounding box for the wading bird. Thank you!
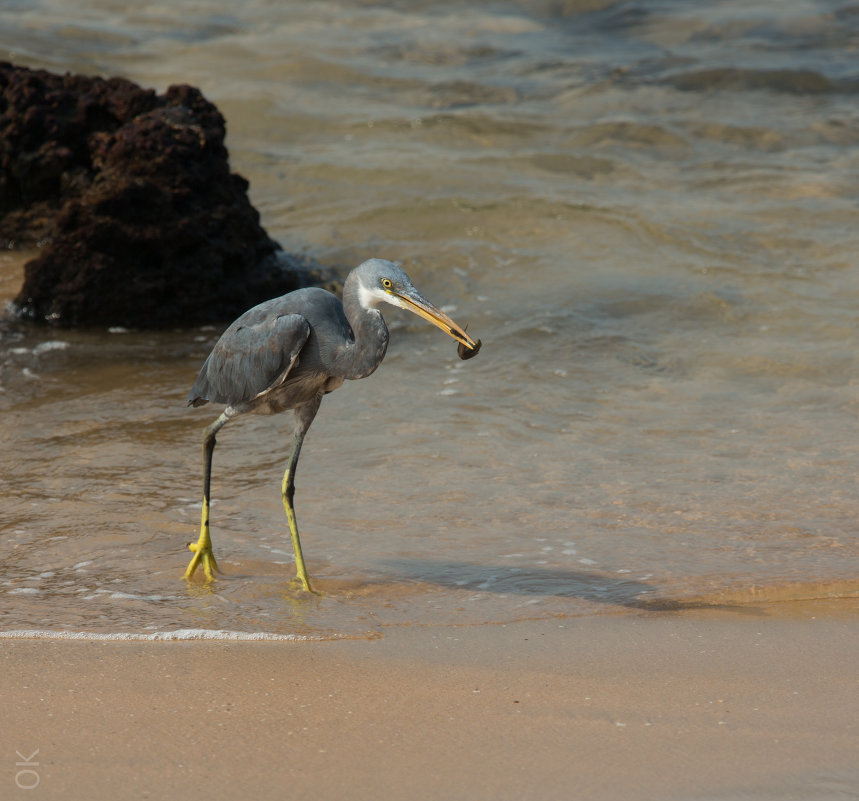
[185,258,479,592]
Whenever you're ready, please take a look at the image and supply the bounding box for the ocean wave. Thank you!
[0,628,349,641]
[668,67,858,94]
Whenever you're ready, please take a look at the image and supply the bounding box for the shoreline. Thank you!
[2,600,857,800]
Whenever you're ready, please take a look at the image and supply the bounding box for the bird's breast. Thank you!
[247,370,339,416]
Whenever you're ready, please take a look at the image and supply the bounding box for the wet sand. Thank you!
[2,602,857,800]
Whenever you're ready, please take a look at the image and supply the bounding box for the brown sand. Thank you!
[2,602,858,800]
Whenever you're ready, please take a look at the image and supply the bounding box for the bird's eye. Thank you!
[381,278,393,289]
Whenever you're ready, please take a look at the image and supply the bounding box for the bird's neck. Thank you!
[337,279,389,380]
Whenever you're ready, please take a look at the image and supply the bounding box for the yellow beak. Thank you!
[392,289,479,351]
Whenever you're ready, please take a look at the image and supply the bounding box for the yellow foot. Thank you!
[184,539,220,582]
[289,573,320,596]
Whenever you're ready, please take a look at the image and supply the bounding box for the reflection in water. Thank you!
[381,559,659,605]
[2,1,859,636]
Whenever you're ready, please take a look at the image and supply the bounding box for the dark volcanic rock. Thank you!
[0,62,308,328]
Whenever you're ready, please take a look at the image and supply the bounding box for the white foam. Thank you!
[106,592,172,601]
[0,629,331,641]
[33,341,70,355]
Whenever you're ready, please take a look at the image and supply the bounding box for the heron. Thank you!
[184,258,480,592]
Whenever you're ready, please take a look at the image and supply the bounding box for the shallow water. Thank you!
[1,0,858,639]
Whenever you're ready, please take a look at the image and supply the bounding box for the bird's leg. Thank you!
[281,398,322,594]
[185,411,232,581]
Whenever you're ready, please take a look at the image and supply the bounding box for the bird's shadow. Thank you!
[379,558,746,613]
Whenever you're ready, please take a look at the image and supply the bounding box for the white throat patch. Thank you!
[357,283,403,310]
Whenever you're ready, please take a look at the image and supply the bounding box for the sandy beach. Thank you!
[3,601,857,800]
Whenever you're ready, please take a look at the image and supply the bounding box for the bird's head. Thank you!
[353,259,479,352]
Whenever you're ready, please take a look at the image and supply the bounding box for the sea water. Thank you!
[1,0,858,638]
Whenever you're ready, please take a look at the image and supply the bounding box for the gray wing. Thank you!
[187,313,311,407]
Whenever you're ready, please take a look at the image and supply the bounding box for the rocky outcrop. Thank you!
[0,62,310,328]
